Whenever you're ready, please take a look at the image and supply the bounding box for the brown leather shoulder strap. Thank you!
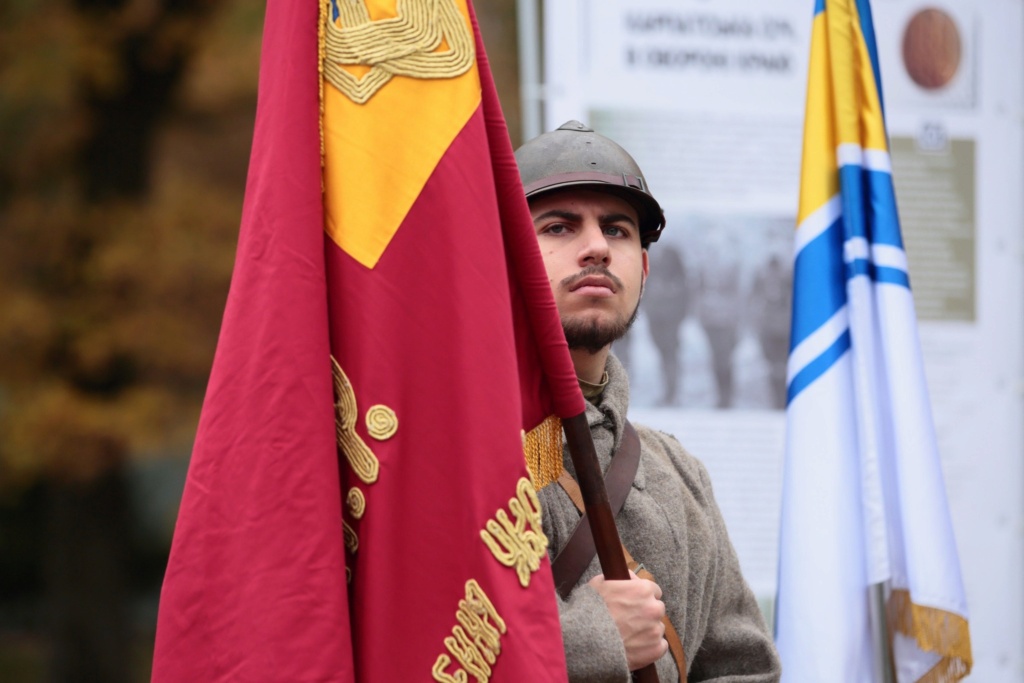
[622,547,687,683]
[552,421,640,598]
[552,421,687,682]
[556,470,585,512]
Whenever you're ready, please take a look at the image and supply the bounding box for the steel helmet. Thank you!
[515,120,665,246]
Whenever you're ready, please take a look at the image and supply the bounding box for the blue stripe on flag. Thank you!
[839,165,868,241]
[867,170,903,248]
[846,259,871,280]
[791,218,847,351]
[875,266,910,288]
[814,0,825,16]
[844,260,911,289]
[854,0,886,115]
[838,166,905,249]
[787,329,852,403]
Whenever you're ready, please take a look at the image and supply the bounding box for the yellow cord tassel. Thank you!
[522,415,563,490]
[888,588,972,682]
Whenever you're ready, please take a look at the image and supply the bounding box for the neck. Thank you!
[570,346,610,385]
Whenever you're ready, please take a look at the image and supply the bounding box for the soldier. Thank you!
[750,252,792,409]
[516,121,781,682]
[695,244,743,409]
[644,243,690,406]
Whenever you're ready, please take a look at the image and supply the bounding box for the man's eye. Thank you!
[604,225,626,237]
[544,224,569,235]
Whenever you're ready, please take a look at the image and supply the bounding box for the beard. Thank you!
[560,265,644,354]
[562,304,642,354]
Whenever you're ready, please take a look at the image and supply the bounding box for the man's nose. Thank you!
[577,222,610,266]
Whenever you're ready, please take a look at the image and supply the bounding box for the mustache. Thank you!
[560,265,625,292]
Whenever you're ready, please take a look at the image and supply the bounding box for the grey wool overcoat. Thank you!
[537,355,782,682]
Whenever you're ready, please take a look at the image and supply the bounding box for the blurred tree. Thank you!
[476,0,522,145]
[0,0,520,680]
[0,0,262,680]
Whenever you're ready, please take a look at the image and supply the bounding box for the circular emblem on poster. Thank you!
[901,8,962,90]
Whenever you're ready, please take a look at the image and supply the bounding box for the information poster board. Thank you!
[542,1,1023,678]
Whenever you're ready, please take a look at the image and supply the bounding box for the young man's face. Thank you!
[529,188,649,353]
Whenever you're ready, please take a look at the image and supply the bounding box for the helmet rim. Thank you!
[515,121,665,246]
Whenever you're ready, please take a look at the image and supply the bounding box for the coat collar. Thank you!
[578,353,646,491]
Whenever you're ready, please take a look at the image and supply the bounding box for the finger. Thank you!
[651,598,667,621]
[626,637,671,671]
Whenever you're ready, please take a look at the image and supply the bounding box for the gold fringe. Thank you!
[318,0,328,173]
[888,589,973,682]
[917,658,972,683]
[522,415,563,490]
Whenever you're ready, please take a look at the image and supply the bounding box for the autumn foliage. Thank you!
[0,1,261,679]
[0,1,521,679]
[0,0,261,487]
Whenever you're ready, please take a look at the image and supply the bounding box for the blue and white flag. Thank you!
[775,1,972,681]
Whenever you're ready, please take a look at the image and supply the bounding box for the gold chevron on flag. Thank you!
[321,0,481,269]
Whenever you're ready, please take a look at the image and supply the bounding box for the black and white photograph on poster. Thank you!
[614,213,793,411]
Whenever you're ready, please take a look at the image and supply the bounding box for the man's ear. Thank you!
[639,249,650,299]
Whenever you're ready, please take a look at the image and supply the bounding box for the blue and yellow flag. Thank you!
[775,1,972,681]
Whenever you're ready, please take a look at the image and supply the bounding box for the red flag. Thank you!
[152,0,583,681]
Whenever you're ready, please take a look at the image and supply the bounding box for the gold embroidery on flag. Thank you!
[347,487,367,519]
[366,404,398,440]
[522,415,563,490]
[318,0,328,169]
[323,0,475,105]
[342,519,359,554]
[432,580,506,683]
[887,589,972,682]
[480,478,548,588]
[331,356,380,484]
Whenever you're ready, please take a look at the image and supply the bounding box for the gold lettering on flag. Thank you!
[480,478,548,588]
[331,356,381,484]
[432,580,507,683]
[323,0,475,105]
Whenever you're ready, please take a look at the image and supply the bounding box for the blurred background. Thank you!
[5,1,1022,681]
[0,2,522,680]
